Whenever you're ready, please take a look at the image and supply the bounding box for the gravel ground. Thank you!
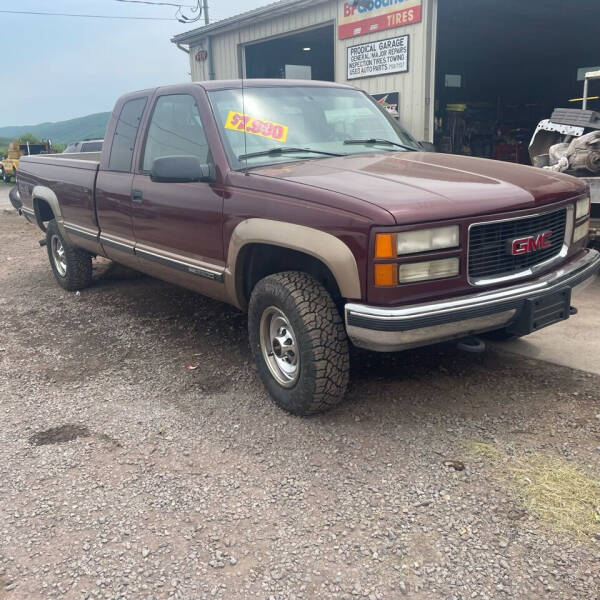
[1,203,599,600]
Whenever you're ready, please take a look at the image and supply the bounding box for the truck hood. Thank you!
[252,152,587,224]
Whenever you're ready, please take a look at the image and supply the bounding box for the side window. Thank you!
[108,97,147,172]
[82,141,103,152]
[142,94,210,172]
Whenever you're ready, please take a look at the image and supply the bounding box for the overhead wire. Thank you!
[0,0,204,22]
[1,0,208,24]
[0,9,177,21]
[113,0,197,7]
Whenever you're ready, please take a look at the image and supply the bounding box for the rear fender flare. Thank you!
[225,218,362,310]
[32,185,64,235]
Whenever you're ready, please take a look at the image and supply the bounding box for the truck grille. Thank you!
[468,208,567,282]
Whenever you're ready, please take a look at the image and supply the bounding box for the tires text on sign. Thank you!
[224,111,288,143]
[347,35,409,81]
[338,0,421,40]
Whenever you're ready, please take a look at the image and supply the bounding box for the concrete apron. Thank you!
[493,275,600,375]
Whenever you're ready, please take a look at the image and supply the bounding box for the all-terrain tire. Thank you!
[248,271,350,415]
[46,219,92,291]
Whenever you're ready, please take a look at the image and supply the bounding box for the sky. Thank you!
[0,0,267,127]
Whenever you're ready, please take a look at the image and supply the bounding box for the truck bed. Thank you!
[18,153,101,236]
[20,151,101,167]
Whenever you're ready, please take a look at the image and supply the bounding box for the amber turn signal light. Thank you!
[374,233,396,258]
[374,263,398,287]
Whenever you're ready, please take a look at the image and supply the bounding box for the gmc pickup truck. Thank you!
[16,80,600,415]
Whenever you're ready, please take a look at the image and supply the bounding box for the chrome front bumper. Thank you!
[345,249,600,352]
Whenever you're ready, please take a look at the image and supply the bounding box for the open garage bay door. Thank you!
[244,24,334,81]
[435,0,599,162]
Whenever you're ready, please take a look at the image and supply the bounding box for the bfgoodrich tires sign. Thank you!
[347,35,409,80]
[338,0,421,40]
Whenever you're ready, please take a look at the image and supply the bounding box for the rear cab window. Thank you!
[108,97,147,172]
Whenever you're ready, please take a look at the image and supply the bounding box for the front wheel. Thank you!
[248,271,350,415]
[46,219,93,291]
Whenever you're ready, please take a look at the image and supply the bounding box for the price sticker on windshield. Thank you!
[224,111,288,143]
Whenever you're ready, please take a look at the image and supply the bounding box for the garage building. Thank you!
[172,0,599,161]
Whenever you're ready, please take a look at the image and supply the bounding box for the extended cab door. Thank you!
[130,90,226,299]
[96,94,148,267]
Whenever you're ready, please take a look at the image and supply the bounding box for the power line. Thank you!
[0,9,176,21]
[113,0,197,8]
[107,0,205,24]
[110,0,204,22]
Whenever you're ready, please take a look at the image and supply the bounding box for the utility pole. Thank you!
[203,0,209,25]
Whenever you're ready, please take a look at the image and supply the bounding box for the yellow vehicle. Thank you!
[0,139,52,183]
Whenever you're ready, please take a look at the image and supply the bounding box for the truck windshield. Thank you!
[208,86,420,169]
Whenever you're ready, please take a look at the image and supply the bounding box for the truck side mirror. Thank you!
[150,155,214,183]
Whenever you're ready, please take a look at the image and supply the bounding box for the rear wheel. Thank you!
[46,219,92,291]
[248,271,350,415]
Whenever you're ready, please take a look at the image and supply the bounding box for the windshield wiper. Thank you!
[343,138,415,152]
[238,147,344,161]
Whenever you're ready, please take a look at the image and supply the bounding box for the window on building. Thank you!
[142,94,210,172]
[108,97,147,172]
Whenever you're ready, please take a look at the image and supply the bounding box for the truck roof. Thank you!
[195,79,355,91]
[116,79,356,103]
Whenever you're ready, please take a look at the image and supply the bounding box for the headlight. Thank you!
[576,196,590,220]
[397,226,459,255]
[573,220,590,243]
[398,257,460,283]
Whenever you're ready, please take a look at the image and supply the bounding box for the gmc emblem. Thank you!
[509,231,553,256]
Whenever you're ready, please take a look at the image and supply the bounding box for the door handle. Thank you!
[131,189,143,203]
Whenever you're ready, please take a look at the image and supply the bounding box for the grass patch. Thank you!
[464,441,600,540]
[464,440,503,461]
[511,454,600,540]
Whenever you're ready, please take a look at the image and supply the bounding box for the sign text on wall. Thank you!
[339,0,421,40]
[347,35,409,80]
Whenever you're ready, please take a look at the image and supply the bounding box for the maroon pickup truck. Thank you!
[16,80,600,415]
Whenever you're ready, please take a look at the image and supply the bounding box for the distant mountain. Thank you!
[0,112,111,145]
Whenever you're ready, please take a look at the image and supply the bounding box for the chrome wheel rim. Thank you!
[51,235,67,277]
[259,306,300,388]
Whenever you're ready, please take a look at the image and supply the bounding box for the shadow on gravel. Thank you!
[48,258,558,419]
[29,424,90,446]
[90,259,147,286]
[70,263,494,397]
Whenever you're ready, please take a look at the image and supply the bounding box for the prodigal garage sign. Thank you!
[347,35,409,80]
[338,0,421,40]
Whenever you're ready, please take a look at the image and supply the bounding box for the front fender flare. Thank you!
[225,218,362,310]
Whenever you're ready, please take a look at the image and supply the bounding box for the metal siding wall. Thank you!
[237,3,336,45]
[190,48,208,80]
[187,0,435,139]
[335,0,435,140]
